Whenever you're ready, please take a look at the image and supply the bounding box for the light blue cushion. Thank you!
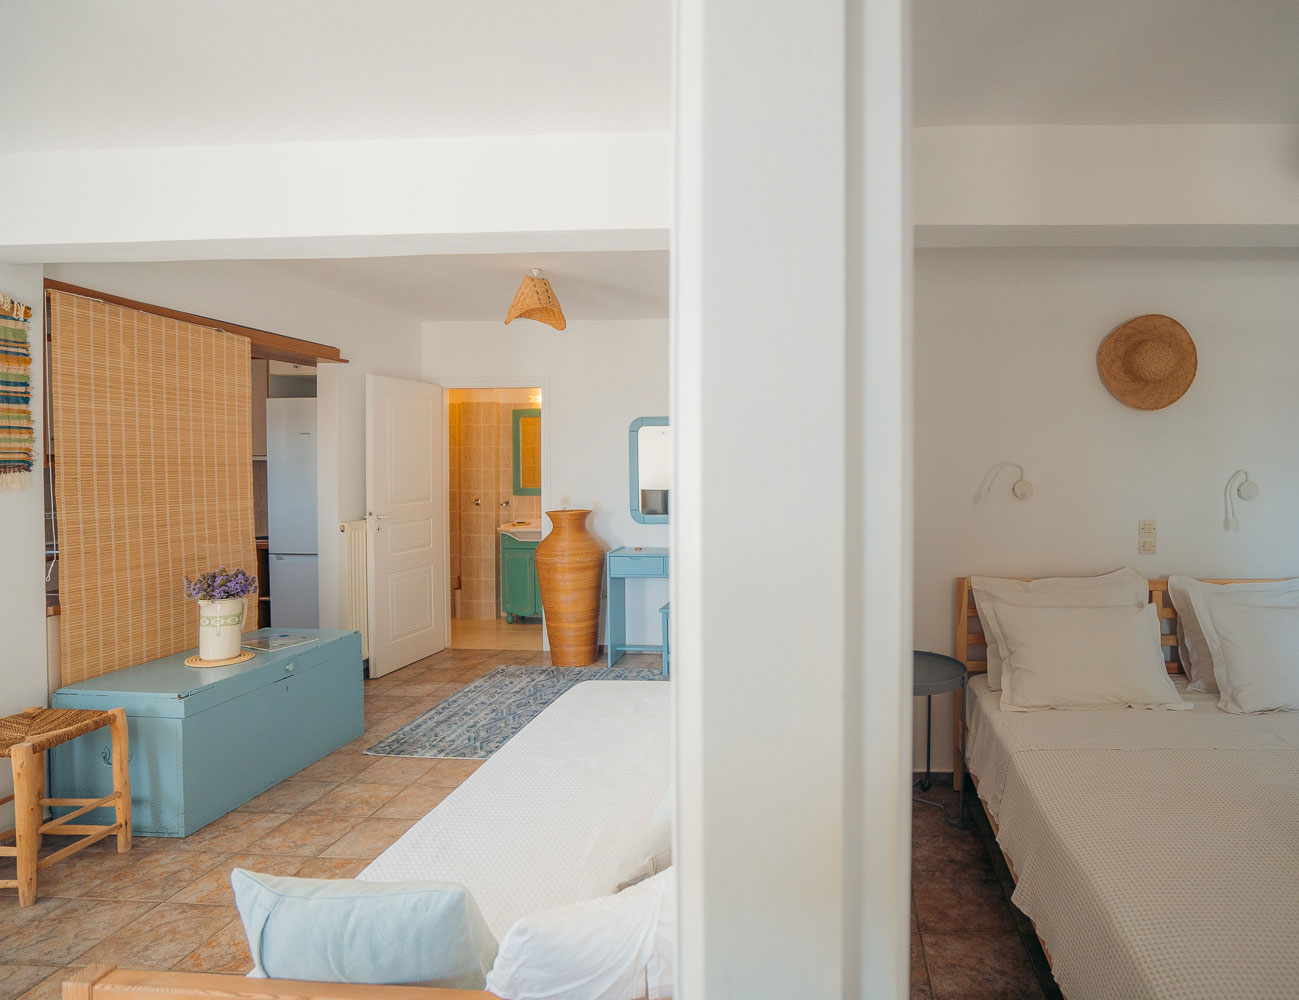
[231,869,497,989]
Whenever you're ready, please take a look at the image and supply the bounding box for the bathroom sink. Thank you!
[498,519,542,542]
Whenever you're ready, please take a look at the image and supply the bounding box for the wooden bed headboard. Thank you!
[947,576,1282,790]
[954,577,1184,676]
[954,577,1285,676]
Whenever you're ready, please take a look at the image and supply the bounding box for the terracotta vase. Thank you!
[535,510,606,666]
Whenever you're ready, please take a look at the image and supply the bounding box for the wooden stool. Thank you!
[0,706,132,905]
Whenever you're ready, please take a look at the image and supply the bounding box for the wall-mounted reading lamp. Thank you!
[974,462,1034,504]
[1224,469,1259,532]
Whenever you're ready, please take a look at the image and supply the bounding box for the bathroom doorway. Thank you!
[445,385,545,651]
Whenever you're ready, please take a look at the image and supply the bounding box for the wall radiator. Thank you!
[339,520,369,660]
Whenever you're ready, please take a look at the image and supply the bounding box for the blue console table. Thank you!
[49,629,363,837]
[606,546,669,673]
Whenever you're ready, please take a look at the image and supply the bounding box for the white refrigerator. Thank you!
[267,398,319,628]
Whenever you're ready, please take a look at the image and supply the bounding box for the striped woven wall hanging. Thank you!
[0,292,33,490]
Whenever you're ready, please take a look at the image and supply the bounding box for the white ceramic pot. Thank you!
[196,598,245,661]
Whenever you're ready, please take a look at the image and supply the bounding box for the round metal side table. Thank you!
[913,649,967,828]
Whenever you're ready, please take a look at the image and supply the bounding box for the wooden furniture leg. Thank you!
[11,742,40,906]
[108,708,132,852]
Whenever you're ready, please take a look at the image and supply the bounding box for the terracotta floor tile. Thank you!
[291,856,371,879]
[371,783,452,820]
[413,759,482,788]
[912,831,996,881]
[172,918,253,974]
[0,897,76,943]
[913,877,1016,933]
[248,815,363,857]
[236,780,337,813]
[359,713,406,737]
[173,812,293,854]
[77,902,236,970]
[76,848,228,902]
[911,932,928,992]
[293,752,377,783]
[0,898,155,965]
[0,964,59,1000]
[168,854,306,907]
[15,966,82,1000]
[354,756,437,786]
[363,694,421,715]
[922,932,1046,1000]
[292,851,374,877]
[302,782,406,818]
[319,818,417,859]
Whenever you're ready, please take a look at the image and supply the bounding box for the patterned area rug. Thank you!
[365,664,667,760]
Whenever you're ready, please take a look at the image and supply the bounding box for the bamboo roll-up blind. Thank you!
[48,290,256,684]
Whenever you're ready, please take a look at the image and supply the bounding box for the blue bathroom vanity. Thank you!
[500,529,542,622]
[48,629,363,837]
[606,546,670,671]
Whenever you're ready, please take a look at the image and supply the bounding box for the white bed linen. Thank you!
[965,674,1299,1000]
[359,681,670,939]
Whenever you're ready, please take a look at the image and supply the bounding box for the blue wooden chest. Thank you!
[49,629,364,838]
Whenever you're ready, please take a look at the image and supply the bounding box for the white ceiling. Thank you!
[258,251,668,322]
[914,0,1299,125]
[6,1,1295,154]
[1,0,670,152]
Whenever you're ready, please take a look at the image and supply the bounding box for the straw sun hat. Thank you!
[1096,314,1197,410]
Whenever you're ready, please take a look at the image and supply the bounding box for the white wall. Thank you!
[915,246,1299,769]
[0,262,48,826]
[44,262,423,629]
[422,319,668,643]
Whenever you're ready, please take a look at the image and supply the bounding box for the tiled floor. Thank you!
[449,617,544,651]
[1,654,1057,1000]
[911,782,1063,1000]
[0,647,660,1000]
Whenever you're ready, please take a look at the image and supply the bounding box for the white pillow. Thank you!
[614,821,671,892]
[983,602,1187,712]
[1167,577,1299,694]
[1185,586,1299,714]
[486,868,674,1000]
[971,569,1148,690]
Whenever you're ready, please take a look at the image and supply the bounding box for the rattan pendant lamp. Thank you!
[504,269,566,331]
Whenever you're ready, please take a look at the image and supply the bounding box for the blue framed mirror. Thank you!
[629,416,670,523]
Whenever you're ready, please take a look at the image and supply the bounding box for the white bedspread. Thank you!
[359,680,670,939]
[965,675,1299,1000]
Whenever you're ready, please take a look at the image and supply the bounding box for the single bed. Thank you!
[956,577,1299,1000]
[358,678,671,938]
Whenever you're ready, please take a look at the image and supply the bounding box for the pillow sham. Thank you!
[983,602,1187,712]
[1184,586,1299,714]
[971,568,1148,690]
[486,867,675,1000]
[1167,577,1299,694]
[230,870,496,989]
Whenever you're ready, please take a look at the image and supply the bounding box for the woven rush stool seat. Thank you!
[0,705,132,906]
[0,708,114,756]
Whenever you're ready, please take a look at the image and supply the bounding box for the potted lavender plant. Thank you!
[183,566,257,662]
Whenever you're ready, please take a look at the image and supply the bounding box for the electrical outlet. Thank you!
[559,495,571,509]
[1138,519,1157,555]
[592,501,603,512]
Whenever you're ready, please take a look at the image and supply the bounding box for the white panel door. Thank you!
[365,374,447,677]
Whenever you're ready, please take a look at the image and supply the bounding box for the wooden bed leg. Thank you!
[952,686,964,791]
[61,964,115,1000]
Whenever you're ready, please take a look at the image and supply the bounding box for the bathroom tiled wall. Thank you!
[448,389,541,620]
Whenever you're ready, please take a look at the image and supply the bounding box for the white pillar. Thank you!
[673,0,912,996]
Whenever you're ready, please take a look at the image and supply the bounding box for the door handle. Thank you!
[367,511,395,531]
